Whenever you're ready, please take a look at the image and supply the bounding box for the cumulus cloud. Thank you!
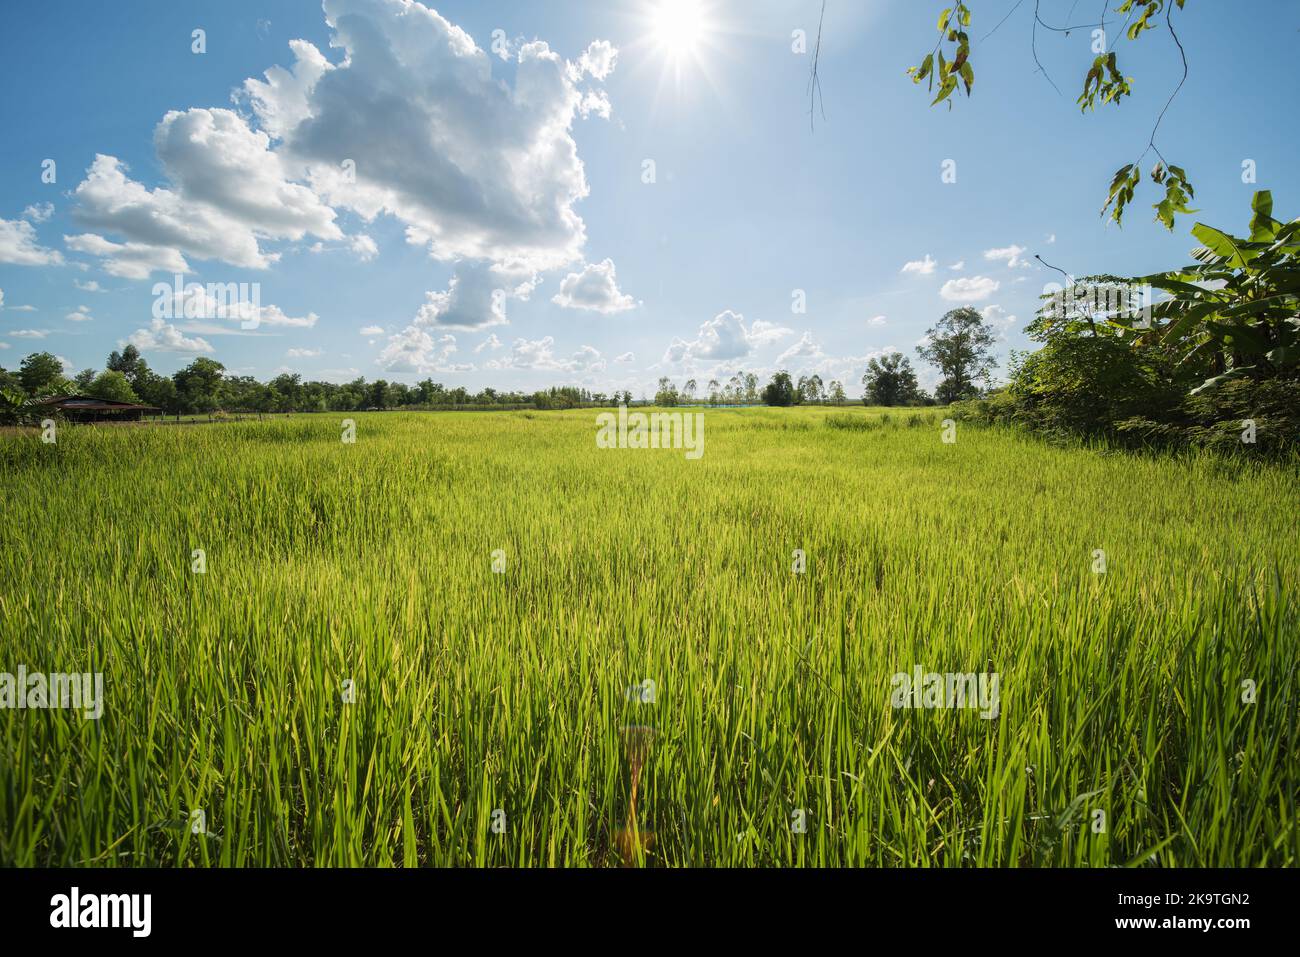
[64,231,187,279]
[286,347,323,358]
[981,304,1020,339]
[474,332,503,354]
[349,233,378,261]
[74,279,103,292]
[376,328,460,373]
[126,318,215,353]
[0,217,64,266]
[663,310,781,364]
[69,107,342,276]
[775,331,824,367]
[243,0,617,275]
[575,39,618,80]
[551,258,635,314]
[868,315,887,327]
[65,306,93,322]
[359,325,384,336]
[410,262,534,330]
[485,336,604,374]
[10,329,49,339]
[901,254,936,276]
[948,261,964,271]
[23,203,54,223]
[615,351,635,363]
[940,276,1000,302]
[983,244,1031,268]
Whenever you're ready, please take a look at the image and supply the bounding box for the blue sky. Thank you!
[1,0,1296,397]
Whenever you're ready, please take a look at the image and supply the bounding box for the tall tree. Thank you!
[17,352,67,396]
[916,307,997,404]
[862,352,921,406]
[173,358,226,413]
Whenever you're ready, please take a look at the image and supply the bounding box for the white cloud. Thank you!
[245,0,617,275]
[981,304,1019,339]
[65,306,93,322]
[411,262,532,330]
[775,331,824,368]
[286,347,323,358]
[551,258,635,314]
[748,319,794,346]
[940,276,1000,302]
[155,285,317,328]
[663,310,777,364]
[376,328,459,373]
[983,244,1032,269]
[576,39,618,80]
[359,325,385,336]
[901,254,936,276]
[23,203,54,223]
[1045,233,1056,244]
[948,261,964,271]
[65,231,188,279]
[126,318,215,353]
[485,336,604,374]
[867,315,887,327]
[615,351,635,363]
[0,217,64,266]
[70,106,342,275]
[74,279,103,292]
[10,329,49,339]
[474,332,503,354]
[349,233,378,262]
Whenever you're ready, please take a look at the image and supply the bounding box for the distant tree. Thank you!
[88,370,139,404]
[368,379,390,409]
[706,379,721,406]
[107,344,150,388]
[18,352,68,396]
[862,352,921,406]
[74,368,97,392]
[655,377,679,407]
[743,372,759,404]
[683,378,697,403]
[761,370,797,407]
[802,373,825,404]
[916,307,997,404]
[173,357,226,413]
[829,380,847,405]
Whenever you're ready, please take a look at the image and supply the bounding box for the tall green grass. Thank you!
[0,407,1296,866]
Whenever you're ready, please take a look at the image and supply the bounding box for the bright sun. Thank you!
[653,0,708,59]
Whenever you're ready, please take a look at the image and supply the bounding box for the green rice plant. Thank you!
[0,407,1296,867]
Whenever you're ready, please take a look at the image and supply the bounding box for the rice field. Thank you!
[0,406,1296,867]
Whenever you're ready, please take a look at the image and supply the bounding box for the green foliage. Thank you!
[17,351,68,397]
[1008,335,1182,442]
[761,370,796,406]
[916,307,997,404]
[87,370,140,404]
[907,2,973,109]
[1138,189,1299,393]
[1,408,1295,866]
[1078,52,1132,112]
[862,352,921,406]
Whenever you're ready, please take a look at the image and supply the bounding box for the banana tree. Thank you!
[1121,190,1300,394]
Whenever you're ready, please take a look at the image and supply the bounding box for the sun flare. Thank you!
[652,0,708,59]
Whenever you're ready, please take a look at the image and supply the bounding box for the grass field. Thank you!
[1,406,1296,867]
